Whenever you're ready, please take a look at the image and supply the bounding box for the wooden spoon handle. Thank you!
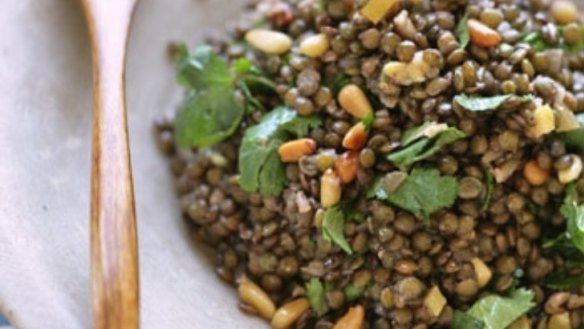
[81,1,140,328]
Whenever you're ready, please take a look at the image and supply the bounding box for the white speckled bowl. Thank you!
[0,0,266,328]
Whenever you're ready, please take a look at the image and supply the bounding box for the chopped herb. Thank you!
[306,278,328,317]
[174,45,244,148]
[328,72,351,95]
[545,269,584,290]
[176,45,233,90]
[175,88,244,148]
[457,12,470,49]
[452,311,485,329]
[556,128,584,152]
[322,206,353,254]
[362,112,375,130]
[367,176,389,199]
[375,168,458,222]
[344,284,366,302]
[455,94,534,112]
[462,289,535,329]
[387,123,466,171]
[481,170,494,214]
[232,57,276,112]
[341,200,365,222]
[561,194,584,256]
[523,25,584,53]
[238,107,321,196]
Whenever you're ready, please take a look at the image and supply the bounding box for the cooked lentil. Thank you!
[156,0,584,328]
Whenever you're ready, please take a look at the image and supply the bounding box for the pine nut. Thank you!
[558,155,582,184]
[238,277,276,320]
[300,34,329,58]
[508,316,530,329]
[523,160,550,186]
[528,105,556,138]
[271,298,310,329]
[551,1,579,25]
[321,169,341,208]
[360,0,400,24]
[334,151,360,184]
[383,52,430,86]
[468,19,502,47]
[333,305,365,329]
[548,312,571,329]
[423,286,447,318]
[471,257,492,288]
[245,29,292,55]
[278,138,317,162]
[342,122,368,150]
[338,84,373,119]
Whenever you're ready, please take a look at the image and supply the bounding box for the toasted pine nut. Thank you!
[271,298,310,329]
[468,19,502,47]
[360,0,400,24]
[238,277,276,320]
[338,84,373,119]
[321,169,342,208]
[300,34,329,58]
[342,122,368,150]
[471,257,492,288]
[523,160,550,186]
[333,305,365,329]
[508,316,530,329]
[334,151,360,184]
[528,105,556,138]
[558,155,583,184]
[245,29,292,55]
[423,286,447,318]
[548,312,571,329]
[551,1,579,25]
[278,138,317,163]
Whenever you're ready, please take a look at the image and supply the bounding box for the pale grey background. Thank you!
[0,0,267,328]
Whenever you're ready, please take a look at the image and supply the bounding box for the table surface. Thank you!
[0,0,267,328]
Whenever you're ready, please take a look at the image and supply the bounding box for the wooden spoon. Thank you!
[80,1,140,328]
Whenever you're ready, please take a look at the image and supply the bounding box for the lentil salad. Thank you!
[154,0,584,328]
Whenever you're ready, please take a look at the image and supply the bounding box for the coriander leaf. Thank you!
[233,58,254,76]
[457,12,470,49]
[322,206,353,254]
[387,126,465,171]
[176,45,232,90]
[380,168,458,221]
[481,170,494,214]
[367,176,389,199]
[401,122,448,146]
[544,269,584,290]
[258,149,288,196]
[524,25,584,53]
[362,112,374,130]
[452,311,485,329]
[467,289,535,329]
[175,88,244,148]
[564,201,584,255]
[522,32,548,52]
[455,94,534,112]
[281,115,322,137]
[328,72,351,95]
[344,284,366,302]
[341,200,365,222]
[556,128,584,153]
[238,107,322,196]
[306,278,328,317]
